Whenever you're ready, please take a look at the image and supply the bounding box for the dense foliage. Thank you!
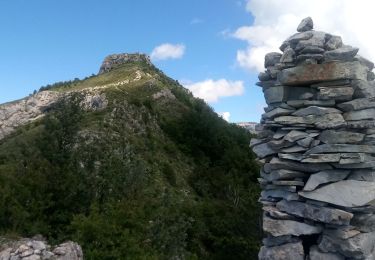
[0,65,261,259]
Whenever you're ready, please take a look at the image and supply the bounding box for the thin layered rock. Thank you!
[254,17,375,260]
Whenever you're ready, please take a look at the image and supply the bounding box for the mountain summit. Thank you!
[98,53,152,74]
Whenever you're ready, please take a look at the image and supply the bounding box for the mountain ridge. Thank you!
[0,53,261,259]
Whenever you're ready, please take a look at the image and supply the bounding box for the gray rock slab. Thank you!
[258,71,272,81]
[300,46,325,54]
[324,227,361,240]
[263,216,322,237]
[352,80,375,99]
[344,108,375,121]
[252,143,277,158]
[303,153,371,164]
[276,200,353,225]
[0,248,12,260]
[311,79,351,88]
[274,113,346,129]
[268,169,309,181]
[259,241,304,260]
[339,153,374,164]
[249,138,265,148]
[286,31,314,44]
[309,245,344,260]
[256,80,277,88]
[351,214,375,232]
[317,86,353,101]
[281,145,309,153]
[268,139,293,149]
[324,46,359,62]
[273,130,289,139]
[319,130,364,144]
[287,99,335,108]
[262,235,300,247]
[354,55,374,70]
[261,190,299,201]
[297,17,313,32]
[264,157,332,173]
[297,137,314,147]
[303,169,351,191]
[318,232,375,259]
[364,134,375,144]
[306,144,375,154]
[332,160,375,169]
[295,31,327,51]
[265,52,282,67]
[283,130,309,142]
[262,107,295,119]
[296,54,323,63]
[348,169,375,182]
[265,184,297,192]
[280,47,295,63]
[347,120,375,129]
[278,61,368,85]
[292,106,342,116]
[325,35,343,51]
[263,206,296,220]
[264,86,287,104]
[278,153,303,161]
[272,180,304,186]
[310,139,321,148]
[299,180,375,207]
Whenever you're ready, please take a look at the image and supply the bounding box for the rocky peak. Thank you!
[98,53,152,74]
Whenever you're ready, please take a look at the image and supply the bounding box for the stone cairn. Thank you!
[252,17,375,259]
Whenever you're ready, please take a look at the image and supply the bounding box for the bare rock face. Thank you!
[259,241,304,260]
[98,53,152,74]
[0,237,83,260]
[0,90,108,141]
[253,17,375,259]
[0,91,61,140]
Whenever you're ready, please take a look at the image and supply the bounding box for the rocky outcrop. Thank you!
[0,91,60,140]
[98,53,152,74]
[0,237,83,260]
[0,90,108,141]
[254,17,375,259]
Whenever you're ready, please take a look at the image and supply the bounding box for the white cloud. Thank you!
[150,43,186,61]
[184,79,245,103]
[234,0,375,72]
[219,112,231,122]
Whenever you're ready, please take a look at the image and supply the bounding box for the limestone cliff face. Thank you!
[98,53,152,74]
[0,90,108,141]
[0,91,61,140]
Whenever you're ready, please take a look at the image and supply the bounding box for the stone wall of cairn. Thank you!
[252,17,375,260]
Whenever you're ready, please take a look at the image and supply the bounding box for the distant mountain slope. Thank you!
[0,54,261,259]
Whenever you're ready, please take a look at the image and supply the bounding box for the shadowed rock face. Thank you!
[255,17,375,260]
[98,53,152,74]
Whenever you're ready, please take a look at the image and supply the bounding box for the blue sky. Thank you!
[1,1,374,122]
[0,0,264,122]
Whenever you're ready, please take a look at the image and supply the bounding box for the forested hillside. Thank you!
[0,57,261,259]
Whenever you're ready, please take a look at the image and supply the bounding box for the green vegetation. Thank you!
[0,61,261,259]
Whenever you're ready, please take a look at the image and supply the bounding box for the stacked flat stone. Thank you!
[253,17,375,260]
